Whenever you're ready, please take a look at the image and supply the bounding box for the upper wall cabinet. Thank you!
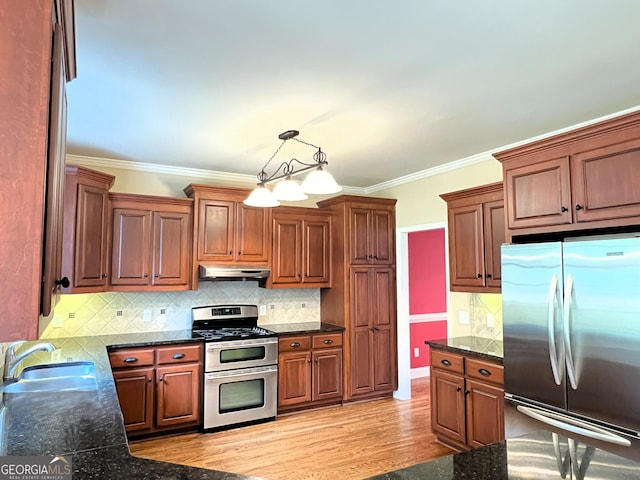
[494,111,640,241]
[110,194,193,291]
[61,165,115,294]
[440,183,504,293]
[269,207,331,288]
[183,184,271,288]
[349,207,395,265]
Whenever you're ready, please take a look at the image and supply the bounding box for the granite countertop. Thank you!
[367,429,640,479]
[426,336,503,362]
[0,332,262,480]
[264,322,344,335]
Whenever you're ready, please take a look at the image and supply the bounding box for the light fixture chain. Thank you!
[292,137,320,149]
[258,139,287,182]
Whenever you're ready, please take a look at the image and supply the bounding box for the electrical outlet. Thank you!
[259,305,267,316]
[414,348,420,358]
[487,313,495,328]
[458,311,470,325]
[52,315,64,328]
[143,309,152,322]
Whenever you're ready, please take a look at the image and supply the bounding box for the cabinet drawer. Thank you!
[279,335,311,352]
[109,348,155,368]
[312,333,343,349]
[156,343,202,365]
[431,349,464,374]
[466,358,504,385]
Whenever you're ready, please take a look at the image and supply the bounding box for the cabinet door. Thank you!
[430,368,466,445]
[271,216,302,284]
[198,199,235,262]
[152,210,190,286]
[112,367,154,433]
[504,156,572,230]
[372,267,396,392]
[350,267,374,396]
[483,200,505,289]
[111,208,152,285]
[371,209,395,265]
[278,351,312,406]
[303,218,330,285]
[155,363,201,428]
[571,138,640,223]
[236,203,270,264]
[349,208,371,264]
[448,203,485,288]
[312,348,343,401]
[74,183,109,288]
[465,378,504,448]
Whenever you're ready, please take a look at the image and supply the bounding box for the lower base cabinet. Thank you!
[109,343,202,437]
[278,332,343,413]
[430,348,504,450]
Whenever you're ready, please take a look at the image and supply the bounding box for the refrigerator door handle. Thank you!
[516,405,632,447]
[563,274,578,389]
[547,274,563,386]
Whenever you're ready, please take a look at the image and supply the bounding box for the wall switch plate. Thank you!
[486,313,495,328]
[458,311,470,325]
[259,305,267,316]
[414,348,420,358]
[52,315,64,328]
[143,309,152,322]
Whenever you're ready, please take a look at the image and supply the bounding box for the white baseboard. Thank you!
[410,366,430,378]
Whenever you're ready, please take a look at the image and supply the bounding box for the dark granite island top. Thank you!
[264,322,344,335]
[0,332,263,480]
[367,429,640,479]
[426,336,503,363]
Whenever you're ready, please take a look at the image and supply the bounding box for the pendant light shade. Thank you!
[272,177,308,201]
[243,185,280,207]
[301,167,342,195]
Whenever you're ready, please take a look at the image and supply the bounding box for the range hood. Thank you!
[198,265,271,287]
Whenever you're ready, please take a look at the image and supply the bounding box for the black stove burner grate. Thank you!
[192,326,276,341]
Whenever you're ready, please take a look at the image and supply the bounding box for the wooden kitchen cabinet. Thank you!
[440,183,504,293]
[184,184,271,289]
[270,207,331,288]
[494,111,640,240]
[61,165,115,293]
[109,193,193,291]
[430,348,504,451]
[317,195,398,403]
[109,343,202,437]
[1,0,76,340]
[277,332,343,412]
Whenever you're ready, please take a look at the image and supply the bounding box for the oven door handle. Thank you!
[205,364,277,380]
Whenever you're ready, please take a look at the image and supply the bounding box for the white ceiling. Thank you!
[67,0,640,189]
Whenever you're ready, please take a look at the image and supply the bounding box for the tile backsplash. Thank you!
[448,292,503,340]
[40,281,320,339]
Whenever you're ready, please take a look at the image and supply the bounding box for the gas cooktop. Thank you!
[191,304,277,342]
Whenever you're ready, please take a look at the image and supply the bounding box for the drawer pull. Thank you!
[123,357,138,363]
[323,339,334,345]
[478,368,492,376]
[441,359,452,366]
[172,353,185,359]
[290,342,301,348]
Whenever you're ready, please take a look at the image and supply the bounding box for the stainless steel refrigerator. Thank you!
[502,236,640,450]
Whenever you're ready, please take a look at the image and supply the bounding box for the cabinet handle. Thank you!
[229,250,233,254]
[373,255,378,259]
[238,251,242,255]
[561,206,568,212]
[323,339,333,344]
[290,342,301,348]
[159,377,163,382]
[55,277,70,288]
[123,357,138,363]
[102,273,108,279]
[486,273,492,279]
[441,359,452,366]
[575,204,583,211]
[154,274,159,278]
[465,390,470,395]
[143,273,148,278]
[477,273,483,279]
[456,387,462,392]
[315,358,319,363]
[147,377,152,383]
[172,353,185,359]
[478,368,492,377]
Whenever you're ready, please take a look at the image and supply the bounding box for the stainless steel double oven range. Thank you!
[191,304,278,430]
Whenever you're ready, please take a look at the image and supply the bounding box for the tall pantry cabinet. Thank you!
[0,0,76,340]
[317,195,398,402]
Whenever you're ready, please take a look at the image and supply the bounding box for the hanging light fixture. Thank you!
[243,130,341,207]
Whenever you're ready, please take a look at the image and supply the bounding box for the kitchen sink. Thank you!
[0,361,97,394]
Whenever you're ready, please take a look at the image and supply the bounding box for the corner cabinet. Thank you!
[1,0,76,340]
[430,348,504,451]
[183,184,271,289]
[269,207,331,288]
[440,183,504,293]
[109,194,193,291]
[61,165,115,293]
[494,111,640,240]
[317,195,398,403]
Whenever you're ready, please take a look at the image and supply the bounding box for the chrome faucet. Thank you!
[3,341,56,382]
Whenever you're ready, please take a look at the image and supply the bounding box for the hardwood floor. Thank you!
[129,377,453,480]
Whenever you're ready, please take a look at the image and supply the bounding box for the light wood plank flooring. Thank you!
[129,377,452,480]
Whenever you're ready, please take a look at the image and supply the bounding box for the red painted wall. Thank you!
[410,320,447,368]
[408,229,446,315]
